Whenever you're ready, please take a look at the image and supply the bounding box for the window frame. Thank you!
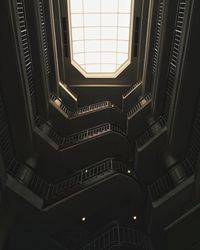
[67,0,135,78]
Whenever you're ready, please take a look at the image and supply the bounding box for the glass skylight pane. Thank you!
[101,53,116,63]
[101,0,118,13]
[71,14,83,27]
[85,27,101,39]
[119,0,132,13]
[68,0,133,77]
[118,27,129,40]
[85,40,100,52]
[70,0,83,13]
[101,27,117,39]
[101,64,116,72]
[101,14,118,27]
[118,14,130,27]
[84,0,101,13]
[118,41,129,53]
[72,28,84,40]
[73,54,85,65]
[102,40,117,52]
[86,64,101,72]
[73,41,84,53]
[117,53,128,64]
[84,0,100,13]
[84,14,100,26]
[85,53,100,63]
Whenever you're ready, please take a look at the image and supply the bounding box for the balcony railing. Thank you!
[136,117,166,148]
[127,93,151,118]
[6,158,134,208]
[35,117,126,149]
[50,92,119,119]
[81,221,154,250]
[148,159,194,202]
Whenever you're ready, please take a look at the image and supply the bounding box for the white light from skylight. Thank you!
[68,0,134,78]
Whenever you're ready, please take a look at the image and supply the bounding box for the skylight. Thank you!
[67,0,134,78]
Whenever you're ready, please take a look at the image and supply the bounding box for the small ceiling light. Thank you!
[128,170,131,174]
[133,216,137,220]
[85,169,88,173]
[82,217,86,222]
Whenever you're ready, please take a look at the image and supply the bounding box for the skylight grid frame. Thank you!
[67,0,135,78]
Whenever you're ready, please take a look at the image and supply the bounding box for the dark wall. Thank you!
[71,86,130,108]
[164,204,200,250]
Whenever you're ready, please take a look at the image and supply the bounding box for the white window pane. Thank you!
[101,64,116,72]
[86,64,100,72]
[85,40,100,52]
[84,14,100,26]
[117,53,128,64]
[73,41,84,53]
[73,54,85,64]
[101,27,117,40]
[71,14,83,27]
[101,14,117,27]
[101,0,118,13]
[118,14,130,27]
[72,28,84,40]
[118,41,129,53]
[102,40,117,52]
[101,53,116,63]
[85,27,101,39]
[119,0,132,13]
[68,0,133,76]
[84,0,100,13]
[118,28,129,40]
[70,0,83,13]
[85,53,100,63]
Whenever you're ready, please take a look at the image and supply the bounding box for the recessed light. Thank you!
[128,170,131,174]
[85,169,88,173]
[82,217,86,222]
[133,216,137,220]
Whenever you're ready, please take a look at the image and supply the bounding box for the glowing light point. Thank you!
[82,217,86,222]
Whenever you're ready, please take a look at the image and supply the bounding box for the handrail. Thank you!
[163,0,187,121]
[61,124,112,147]
[72,101,113,117]
[148,171,173,201]
[35,117,126,149]
[127,93,151,118]
[81,221,153,250]
[148,159,194,202]
[61,123,125,148]
[50,93,71,116]
[16,0,38,118]
[47,158,129,199]
[6,158,134,207]
[50,92,120,119]
[38,0,50,74]
[136,116,166,148]
[122,81,142,99]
